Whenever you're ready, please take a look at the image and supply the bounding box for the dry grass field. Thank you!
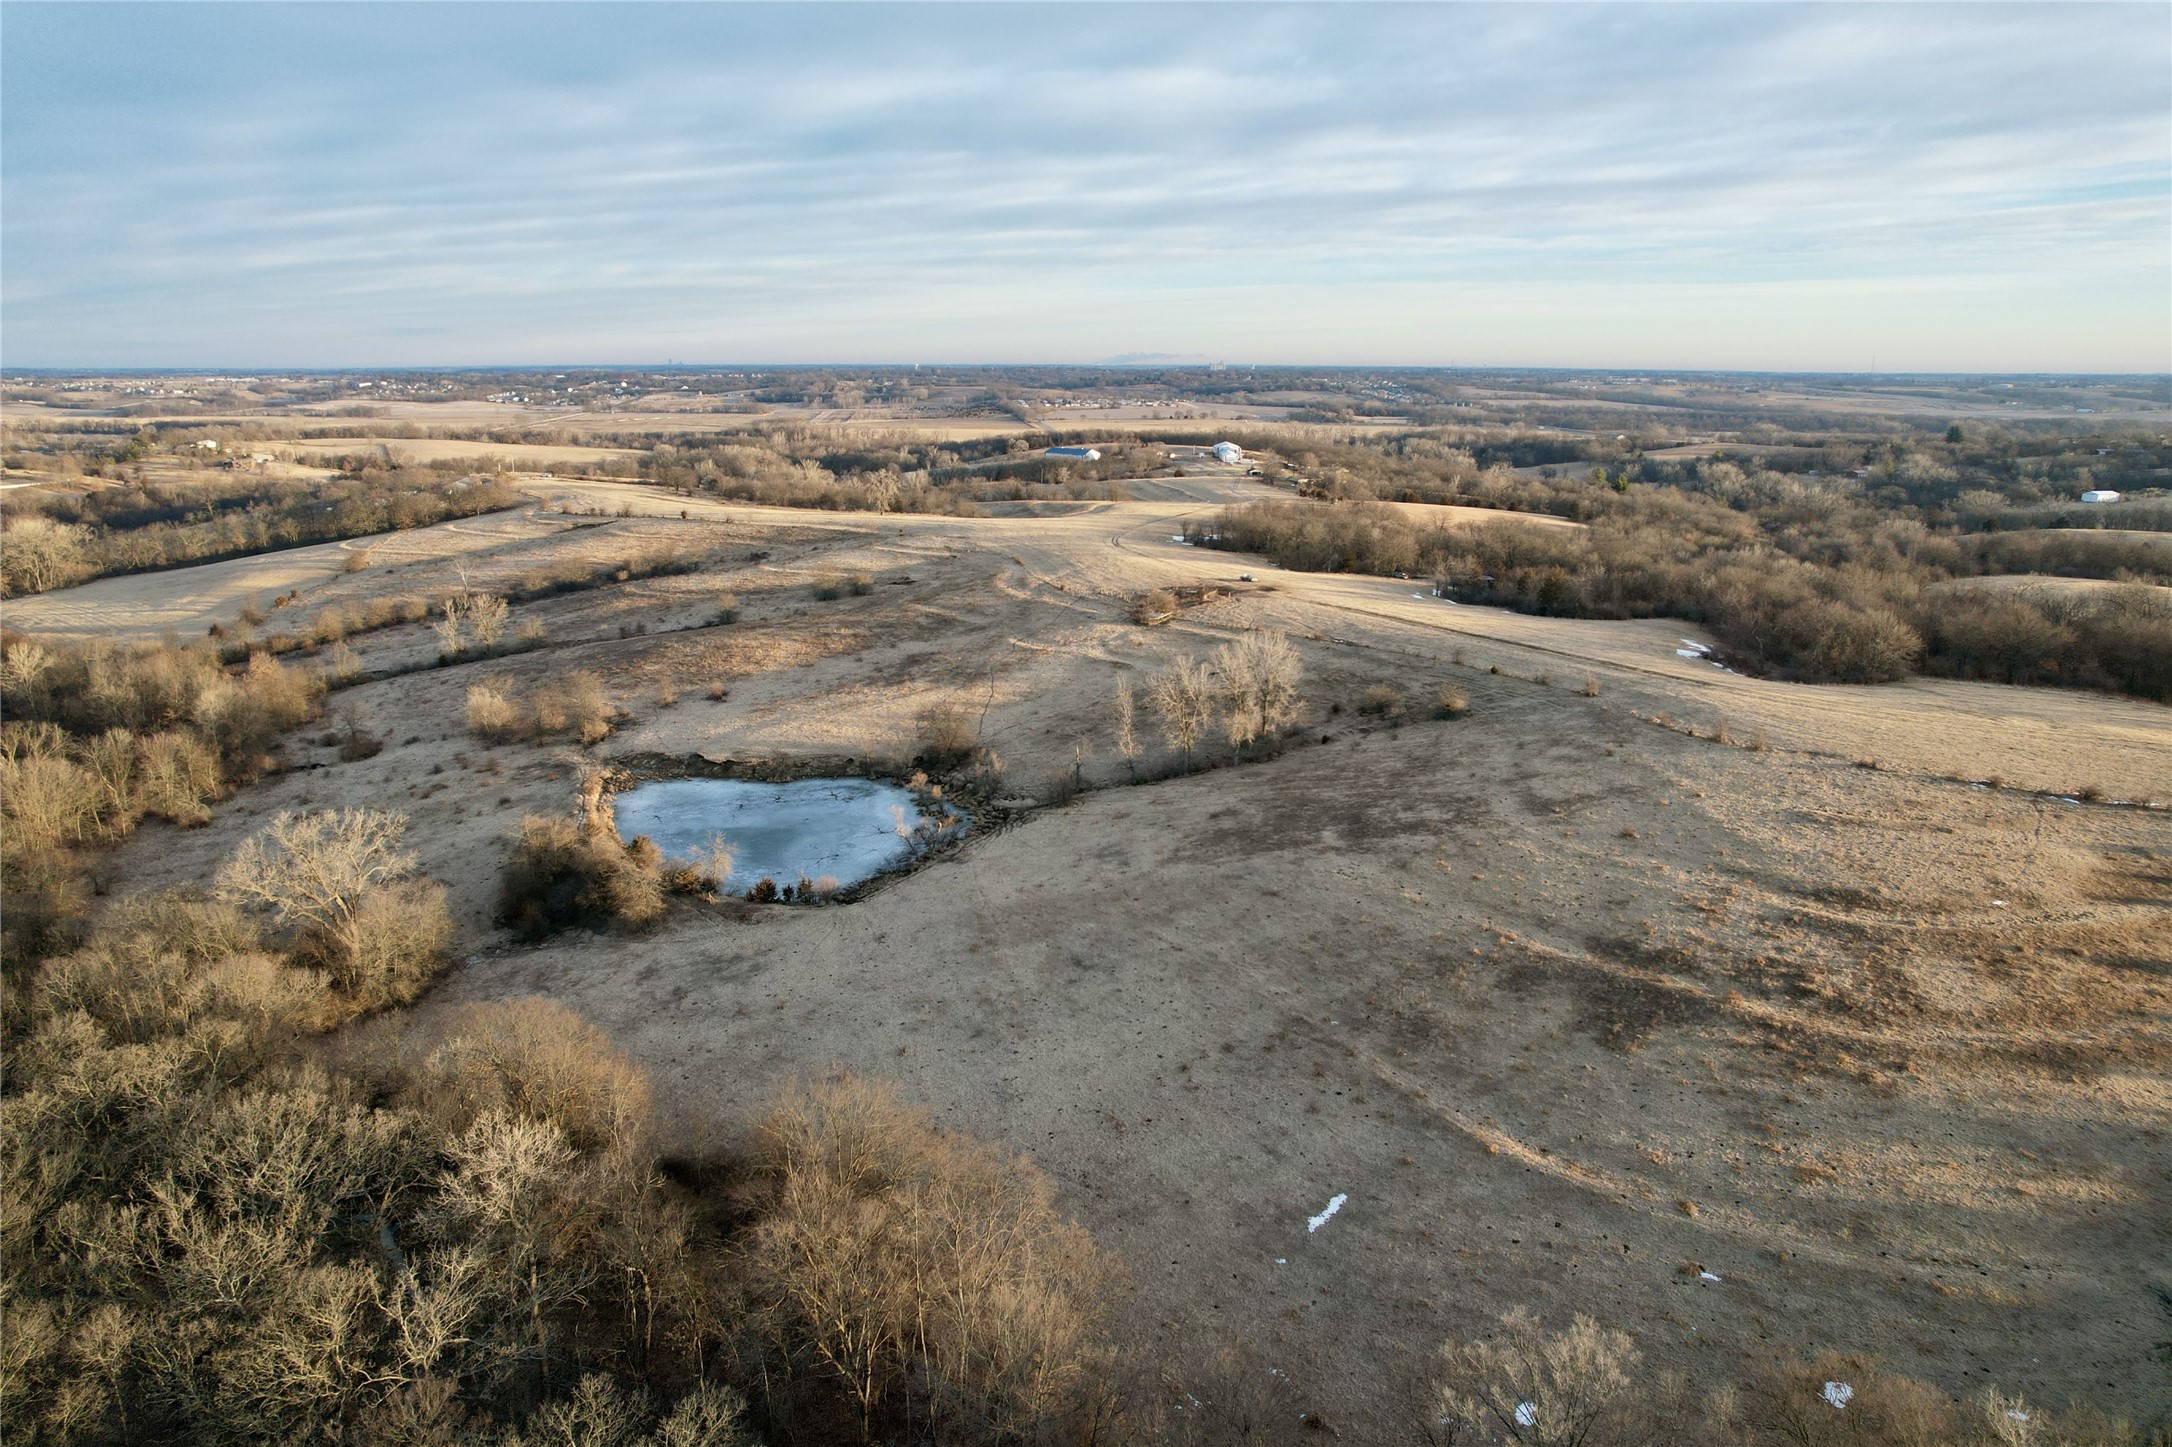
[274,436,647,469]
[48,460,2167,1436]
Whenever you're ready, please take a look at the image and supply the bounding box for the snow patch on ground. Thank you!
[1306,1194,1347,1234]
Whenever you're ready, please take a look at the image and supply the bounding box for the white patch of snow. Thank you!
[1676,649,1704,659]
[1992,900,2008,907]
[1306,1194,1347,1233]
[1823,1381,1854,1410]
[2007,1409,2031,1423]
[1515,1402,1539,1427]
[1275,1258,1287,1265]
[1699,1271,1722,1282]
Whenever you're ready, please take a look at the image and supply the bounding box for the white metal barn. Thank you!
[1212,441,1244,464]
[1046,446,1101,461]
[2080,490,2122,503]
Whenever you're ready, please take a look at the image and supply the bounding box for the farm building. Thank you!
[1212,441,1244,463]
[2080,490,2122,503]
[1046,446,1101,461]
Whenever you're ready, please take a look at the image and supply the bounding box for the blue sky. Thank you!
[3,2,2166,371]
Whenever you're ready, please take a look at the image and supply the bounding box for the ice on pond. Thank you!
[614,777,962,894]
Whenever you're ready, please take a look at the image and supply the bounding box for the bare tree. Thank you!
[433,596,466,655]
[1,515,91,595]
[1217,630,1302,752]
[1145,656,1215,772]
[215,808,417,964]
[1112,678,1141,781]
[468,594,510,648]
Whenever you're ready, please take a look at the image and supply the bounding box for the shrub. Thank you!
[1359,683,1404,717]
[1581,673,1600,697]
[1787,601,1921,684]
[746,1073,1116,1441]
[1435,683,1471,718]
[466,681,523,742]
[540,671,615,745]
[499,813,666,940]
[714,590,741,624]
[404,997,656,1152]
[1431,1308,1643,1447]
[135,731,222,824]
[1740,1353,1963,1447]
[915,703,976,769]
[1131,589,1177,625]
[340,877,454,1007]
[322,640,361,686]
[812,574,847,601]
[337,716,384,761]
[468,673,615,745]
[196,653,323,767]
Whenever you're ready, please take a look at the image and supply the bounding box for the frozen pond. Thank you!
[612,777,961,894]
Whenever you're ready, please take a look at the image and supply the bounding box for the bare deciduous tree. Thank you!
[1112,679,1140,781]
[0,515,91,595]
[1217,630,1302,751]
[433,596,467,655]
[469,594,510,648]
[1145,656,1215,771]
[215,808,417,965]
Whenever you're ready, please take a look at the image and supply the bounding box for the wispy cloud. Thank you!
[3,2,2164,369]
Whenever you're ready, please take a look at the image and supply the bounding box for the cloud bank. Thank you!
[4,2,2165,370]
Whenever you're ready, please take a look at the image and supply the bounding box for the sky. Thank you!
[3,2,2167,372]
